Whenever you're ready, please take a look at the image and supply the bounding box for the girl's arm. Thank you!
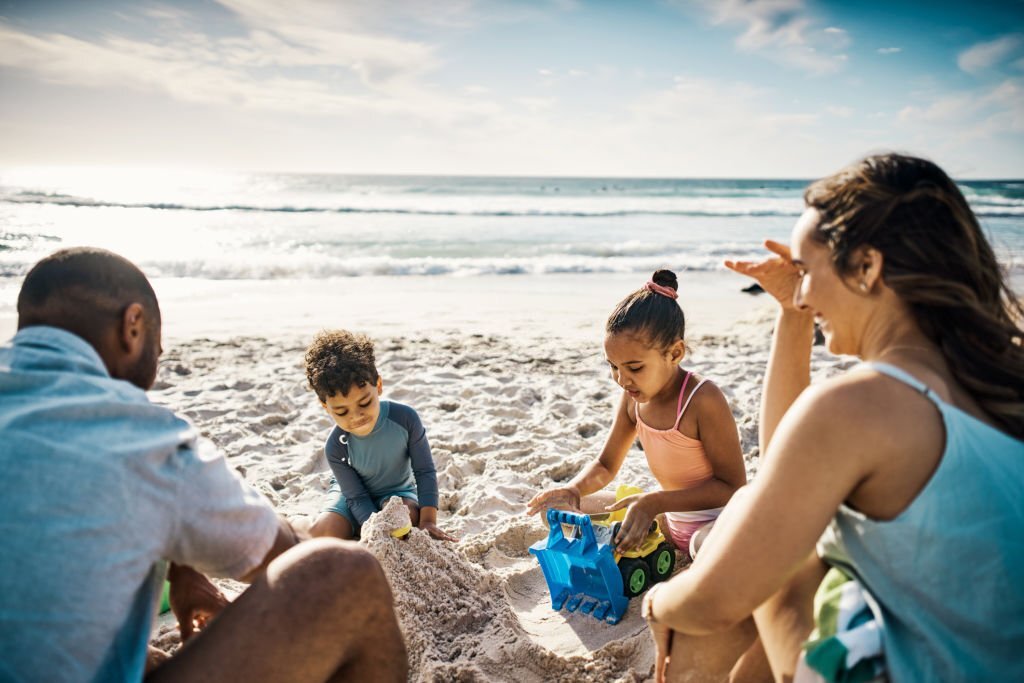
[526,391,636,515]
[725,240,813,455]
[611,382,746,551]
[646,376,887,635]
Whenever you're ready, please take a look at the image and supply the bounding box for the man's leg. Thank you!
[310,511,355,540]
[147,538,407,683]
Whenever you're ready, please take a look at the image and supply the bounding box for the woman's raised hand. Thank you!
[526,486,581,516]
[725,240,801,311]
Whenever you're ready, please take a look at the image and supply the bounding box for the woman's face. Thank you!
[790,208,866,356]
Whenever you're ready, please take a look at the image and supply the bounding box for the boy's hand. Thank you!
[526,485,581,516]
[606,493,655,553]
[419,521,458,542]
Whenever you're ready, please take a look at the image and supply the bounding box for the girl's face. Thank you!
[604,331,683,403]
[790,208,868,356]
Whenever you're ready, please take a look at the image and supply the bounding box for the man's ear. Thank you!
[376,375,384,395]
[119,302,147,355]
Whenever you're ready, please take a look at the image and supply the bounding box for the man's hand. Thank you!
[525,486,581,516]
[167,564,228,642]
[606,493,655,553]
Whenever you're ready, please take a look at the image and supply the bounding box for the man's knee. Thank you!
[271,538,389,604]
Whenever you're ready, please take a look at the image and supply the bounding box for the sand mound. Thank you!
[362,498,651,682]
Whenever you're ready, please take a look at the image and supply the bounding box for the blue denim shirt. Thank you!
[0,327,278,683]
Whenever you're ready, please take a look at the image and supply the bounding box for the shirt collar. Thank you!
[10,325,111,378]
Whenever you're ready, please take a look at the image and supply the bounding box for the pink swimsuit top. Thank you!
[635,370,714,491]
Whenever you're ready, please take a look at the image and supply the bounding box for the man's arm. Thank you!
[238,516,304,582]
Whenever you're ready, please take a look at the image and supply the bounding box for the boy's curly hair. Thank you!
[304,330,379,402]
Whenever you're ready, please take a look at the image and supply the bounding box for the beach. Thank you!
[140,276,858,682]
[2,170,1019,680]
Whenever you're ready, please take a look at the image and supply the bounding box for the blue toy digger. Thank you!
[529,485,676,625]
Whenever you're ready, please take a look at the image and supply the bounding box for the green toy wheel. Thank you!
[619,558,650,598]
[648,543,675,582]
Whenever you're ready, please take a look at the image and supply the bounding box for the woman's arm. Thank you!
[526,391,636,515]
[647,378,878,634]
[762,309,814,452]
[726,240,814,455]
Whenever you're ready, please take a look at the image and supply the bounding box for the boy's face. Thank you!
[321,376,383,437]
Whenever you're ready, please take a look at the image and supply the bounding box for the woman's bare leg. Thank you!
[752,553,827,682]
[665,617,760,683]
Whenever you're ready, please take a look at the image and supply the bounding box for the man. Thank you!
[0,248,408,682]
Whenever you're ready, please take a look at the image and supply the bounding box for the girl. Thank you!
[527,269,747,560]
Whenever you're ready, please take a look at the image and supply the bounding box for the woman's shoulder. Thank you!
[787,367,944,452]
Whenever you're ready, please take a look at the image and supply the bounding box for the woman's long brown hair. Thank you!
[805,153,1024,439]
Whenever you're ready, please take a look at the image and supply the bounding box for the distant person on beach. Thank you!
[527,269,747,561]
[642,153,1024,682]
[305,330,456,542]
[0,248,407,683]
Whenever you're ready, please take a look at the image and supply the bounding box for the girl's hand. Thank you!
[606,493,655,553]
[526,486,581,516]
[724,240,801,311]
[419,521,458,542]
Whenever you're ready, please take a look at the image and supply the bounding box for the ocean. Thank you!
[2,169,1022,282]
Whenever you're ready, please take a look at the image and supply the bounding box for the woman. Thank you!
[642,153,1024,682]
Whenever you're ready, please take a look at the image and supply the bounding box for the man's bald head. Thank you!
[18,248,162,388]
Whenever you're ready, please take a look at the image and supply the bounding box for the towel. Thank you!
[802,567,886,683]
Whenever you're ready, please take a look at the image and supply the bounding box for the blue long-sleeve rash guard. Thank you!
[323,400,440,525]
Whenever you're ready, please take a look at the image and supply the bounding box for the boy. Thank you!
[305,330,455,541]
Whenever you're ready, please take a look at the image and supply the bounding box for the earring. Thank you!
[859,281,869,292]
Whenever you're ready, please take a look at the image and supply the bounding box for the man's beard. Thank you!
[126,333,160,390]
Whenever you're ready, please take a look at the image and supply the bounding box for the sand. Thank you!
[145,306,857,682]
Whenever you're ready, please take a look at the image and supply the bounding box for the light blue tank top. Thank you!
[817,362,1024,682]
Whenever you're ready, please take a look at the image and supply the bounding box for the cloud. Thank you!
[0,4,510,126]
[685,0,849,74]
[899,78,1024,137]
[958,34,1024,75]
[877,47,901,55]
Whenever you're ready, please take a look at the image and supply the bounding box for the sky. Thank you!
[0,0,1022,178]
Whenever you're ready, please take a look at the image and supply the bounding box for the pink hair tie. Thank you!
[644,281,678,300]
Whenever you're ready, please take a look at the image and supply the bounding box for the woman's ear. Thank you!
[852,245,884,293]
